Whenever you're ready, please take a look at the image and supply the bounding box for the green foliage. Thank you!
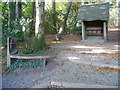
[40,35,46,50]
[66,2,80,32]
[14,20,24,41]
[18,35,46,54]
[33,36,39,53]
[74,26,82,31]
[33,35,45,54]
[5,59,44,74]
[2,2,34,46]
[18,48,34,54]
[44,8,56,34]
[22,2,32,19]
[5,59,21,74]
[2,2,24,47]
[44,2,80,34]
[2,3,8,46]
[2,19,24,46]
[44,3,64,34]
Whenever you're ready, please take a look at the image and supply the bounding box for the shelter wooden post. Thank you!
[103,22,107,40]
[82,22,85,40]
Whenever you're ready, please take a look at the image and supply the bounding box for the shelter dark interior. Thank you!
[84,20,104,36]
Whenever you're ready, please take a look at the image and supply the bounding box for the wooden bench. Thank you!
[86,27,103,36]
[7,37,50,68]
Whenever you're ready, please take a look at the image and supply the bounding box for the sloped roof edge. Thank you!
[81,2,109,7]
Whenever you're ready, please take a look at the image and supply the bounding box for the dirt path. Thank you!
[2,34,119,88]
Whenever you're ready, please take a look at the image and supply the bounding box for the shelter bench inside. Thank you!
[86,27,103,36]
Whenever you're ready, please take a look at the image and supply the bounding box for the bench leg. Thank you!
[43,58,46,68]
[7,55,11,67]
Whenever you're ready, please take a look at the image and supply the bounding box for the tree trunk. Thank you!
[15,1,22,19]
[15,1,22,23]
[15,1,23,41]
[52,0,57,34]
[61,0,73,33]
[29,2,35,37]
[35,1,44,38]
[18,2,22,19]
[16,1,19,19]
[35,1,45,51]
[56,0,73,41]
[8,2,16,29]
[74,2,82,28]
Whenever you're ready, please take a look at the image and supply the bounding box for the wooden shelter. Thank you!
[77,2,109,40]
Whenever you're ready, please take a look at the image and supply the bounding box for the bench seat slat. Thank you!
[10,54,50,59]
[86,27,102,30]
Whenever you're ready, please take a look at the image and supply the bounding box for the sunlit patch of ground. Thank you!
[90,66,120,72]
[45,34,81,45]
[58,45,119,58]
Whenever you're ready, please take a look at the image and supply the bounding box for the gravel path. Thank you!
[2,36,119,88]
